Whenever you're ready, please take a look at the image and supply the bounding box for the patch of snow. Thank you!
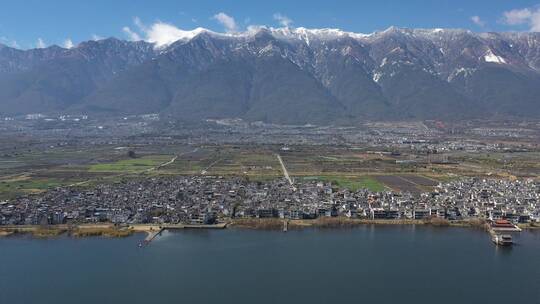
[258,43,279,55]
[341,46,353,56]
[372,71,382,83]
[484,49,506,64]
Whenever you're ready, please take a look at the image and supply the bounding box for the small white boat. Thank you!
[492,234,513,246]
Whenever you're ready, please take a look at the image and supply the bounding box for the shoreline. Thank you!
[0,224,135,238]
[228,217,488,230]
[230,218,540,230]
[0,222,229,239]
[1,218,538,239]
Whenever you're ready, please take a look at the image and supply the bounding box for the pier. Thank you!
[143,229,163,243]
[486,219,522,246]
[135,223,228,246]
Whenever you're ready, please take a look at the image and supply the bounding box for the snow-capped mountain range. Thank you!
[1,26,539,123]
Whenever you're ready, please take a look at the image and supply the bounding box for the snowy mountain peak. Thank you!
[1,26,540,122]
[150,26,374,48]
[268,27,370,43]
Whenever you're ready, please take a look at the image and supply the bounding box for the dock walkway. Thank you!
[136,223,228,246]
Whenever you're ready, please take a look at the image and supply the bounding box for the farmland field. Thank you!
[0,177,65,198]
[373,175,438,193]
[1,142,537,199]
[88,155,173,172]
[300,176,387,192]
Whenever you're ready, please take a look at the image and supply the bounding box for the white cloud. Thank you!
[63,38,74,49]
[502,7,540,31]
[470,15,485,27]
[1,37,19,48]
[212,12,238,32]
[122,26,141,41]
[36,38,46,48]
[273,13,293,27]
[503,8,533,25]
[122,17,211,48]
[122,17,147,41]
[145,22,198,46]
[133,16,146,31]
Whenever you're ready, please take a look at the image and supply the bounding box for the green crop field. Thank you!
[356,177,387,192]
[88,155,173,173]
[0,178,64,199]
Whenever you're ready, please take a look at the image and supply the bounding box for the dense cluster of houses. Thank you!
[1,176,538,226]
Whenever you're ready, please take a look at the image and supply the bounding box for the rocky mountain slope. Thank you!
[1,27,539,124]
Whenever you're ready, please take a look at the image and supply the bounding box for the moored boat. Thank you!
[492,234,513,246]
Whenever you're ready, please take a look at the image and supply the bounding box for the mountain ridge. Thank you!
[1,27,539,123]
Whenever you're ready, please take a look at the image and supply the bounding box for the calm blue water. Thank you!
[1,226,539,304]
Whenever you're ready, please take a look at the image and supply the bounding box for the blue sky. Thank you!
[1,0,539,49]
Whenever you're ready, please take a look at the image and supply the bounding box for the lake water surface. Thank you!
[1,226,539,304]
